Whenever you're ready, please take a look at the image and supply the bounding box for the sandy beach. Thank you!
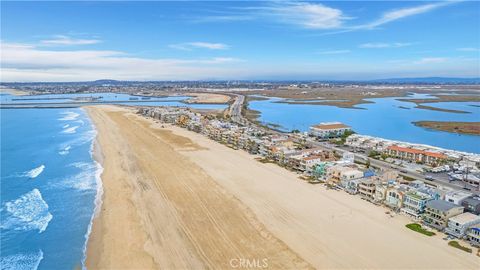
[86,105,479,269]
[184,92,231,104]
[0,88,29,96]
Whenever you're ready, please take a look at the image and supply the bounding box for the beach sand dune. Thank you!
[86,106,310,269]
[87,105,479,269]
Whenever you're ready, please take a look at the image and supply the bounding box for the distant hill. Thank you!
[367,77,480,84]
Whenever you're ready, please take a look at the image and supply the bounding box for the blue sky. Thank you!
[1,1,479,81]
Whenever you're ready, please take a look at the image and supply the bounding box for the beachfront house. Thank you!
[445,212,480,238]
[345,178,363,194]
[423,200,464,230]
[309,122,351,139]
[467,226,480,247]
[358,179,376,201]
[326,165,364,186]
[461,196,480,215]
[401,190,433,219]
[374,182,390,203]
[444,190,472,205]
[385,185,409,210]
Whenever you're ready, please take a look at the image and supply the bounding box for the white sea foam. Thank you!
[23,165,45,179]
[76,119,85,125]
[81,108,104,270]
[1,189,53,233]
[62,126,79,134]
[50,161,102,191]
[0,250,44,270]
[62,124,70,129]
[59,111,80,121]
[59,145,71,155]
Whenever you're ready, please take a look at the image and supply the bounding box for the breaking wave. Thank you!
[1,189,53,233]
[58,145,71,156]
[0,250,44,270]
[58,111,80,121]
[23,165,45,179]
[62,126,79,134]
[51,162,99,191]
[59,130,96,151]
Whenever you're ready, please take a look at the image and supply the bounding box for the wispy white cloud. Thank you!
[456,47,479,52]
[263,2,349,29]
[40,35,101,46]
[0,42,242,81]
[359,42,412,48]
[317,49,351,55]
[197,1,455,34]
[169,42,230,50]
[353,1,455,30]
[414,57,448,64]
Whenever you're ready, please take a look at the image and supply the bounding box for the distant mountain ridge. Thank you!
[366,77,480,84]
[2,77,479,85]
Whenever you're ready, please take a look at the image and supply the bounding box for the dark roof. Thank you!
[426,200,463,212]
[463,196,480,207]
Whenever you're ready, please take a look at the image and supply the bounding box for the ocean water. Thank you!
[1,108,101,270]
[249,95,480,153]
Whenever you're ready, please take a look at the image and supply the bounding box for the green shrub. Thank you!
[405,223,435,236]
[448,241,472,253]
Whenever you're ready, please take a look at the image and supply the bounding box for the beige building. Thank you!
[326,165,363,186]
[424,200,464,230]
[309,122,351,139]
[358,179,376,201]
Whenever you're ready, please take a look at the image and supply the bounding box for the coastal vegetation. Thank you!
[405,223,436,236]
[448,241,472,253]
[413,121,480,136]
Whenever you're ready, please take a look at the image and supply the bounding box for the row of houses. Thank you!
[138,107,480,248]
[310,154,480,247]
[346,134,480,171]
[335,171,480,246]
[138,107,337,174]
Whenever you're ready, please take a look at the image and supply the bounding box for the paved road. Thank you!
[229,94,245,124]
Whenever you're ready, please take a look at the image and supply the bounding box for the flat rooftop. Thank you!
[311,122,350,130]
[449,212,480,225]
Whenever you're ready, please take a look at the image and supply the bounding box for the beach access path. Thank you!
[86,105,479,269]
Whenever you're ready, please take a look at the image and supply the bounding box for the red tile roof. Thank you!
[387,145,447,159]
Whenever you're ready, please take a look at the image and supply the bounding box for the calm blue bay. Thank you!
[249,95,480,153]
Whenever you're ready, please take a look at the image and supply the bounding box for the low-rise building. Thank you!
[386,145,447,165]
[445,212,480,238]
[461,196,480,215]
[326,165,364,186]
[401,190,433,219]
[385,185,409,210]
[374,182,390,203]
[444,190,472,205]
[358,179,376,201]
[309,122,351,139]
[423,200,464,230]
[467,226,480,247]
[345,178,362,194]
